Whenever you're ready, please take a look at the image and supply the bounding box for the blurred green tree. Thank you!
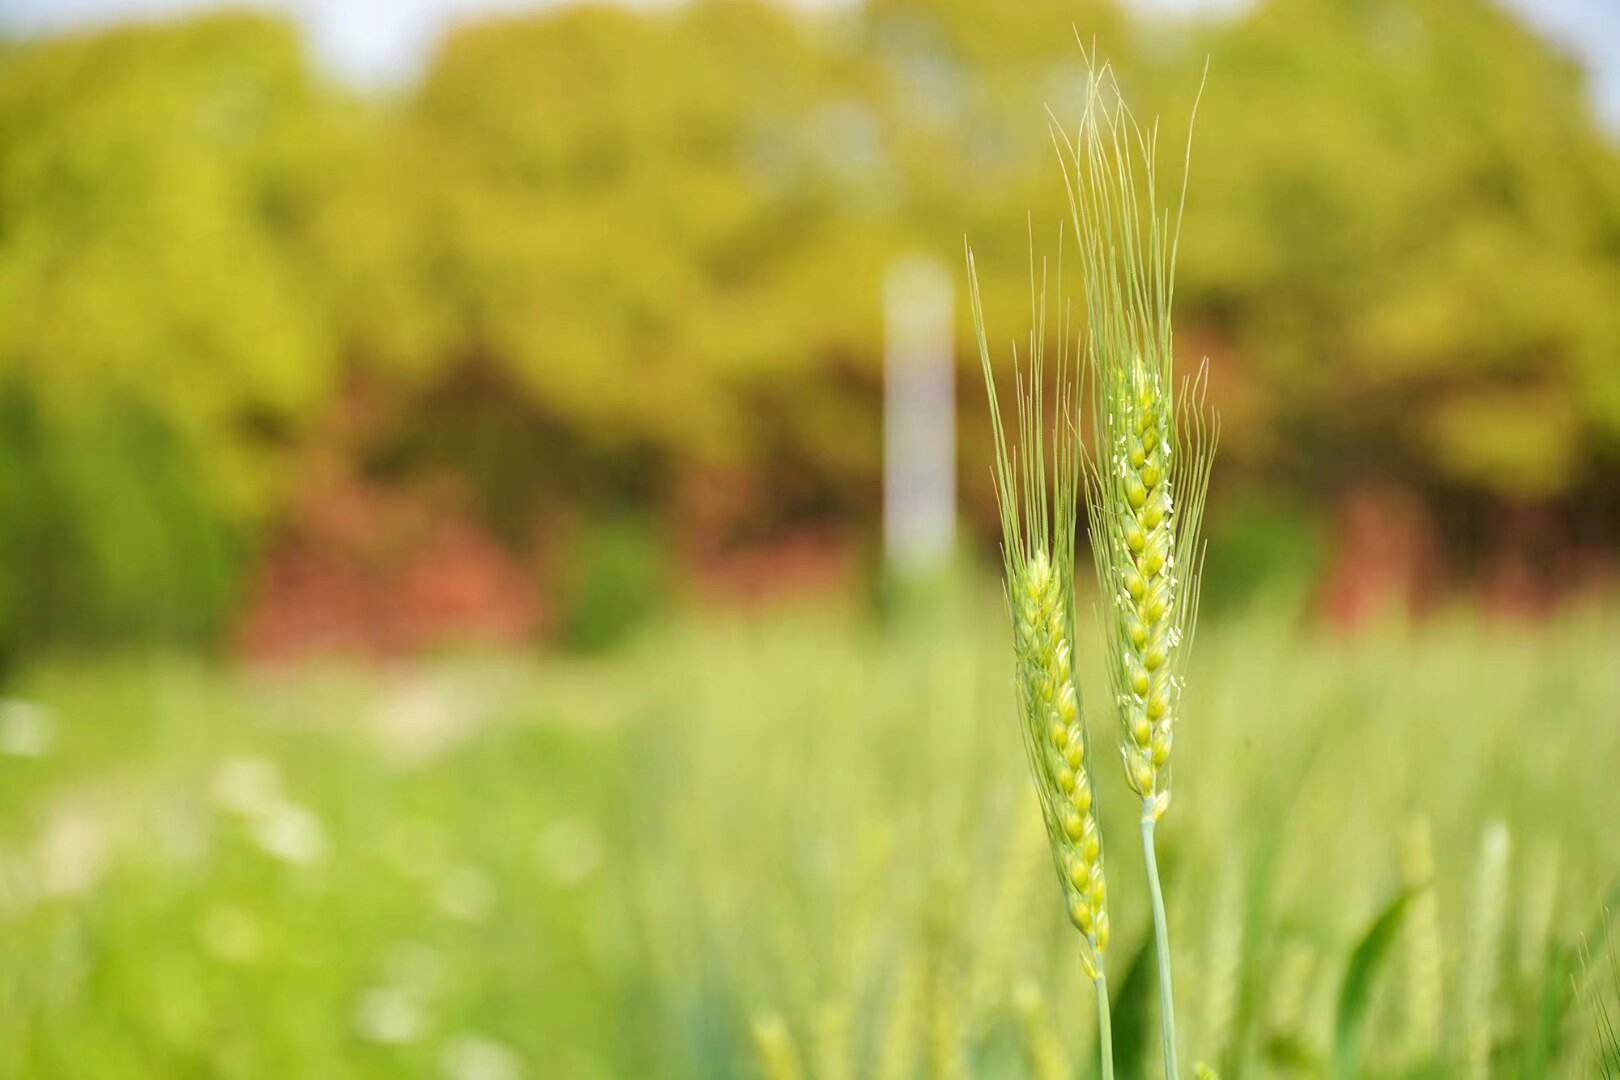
[1181,0,1620,497]
[1,0,1618,654]
[0,15,341,652]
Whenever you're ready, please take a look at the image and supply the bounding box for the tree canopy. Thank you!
[1,0,1617,650]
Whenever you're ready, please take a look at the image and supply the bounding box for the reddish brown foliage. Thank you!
[239,472,539,661]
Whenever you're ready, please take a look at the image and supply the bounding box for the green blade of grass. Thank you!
[1333,890,1412,1080]
[1110,930,1157,1080]
[1523,879,1620,1075]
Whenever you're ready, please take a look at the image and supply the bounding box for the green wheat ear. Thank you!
[1057,49,1214,1080]
[1060,56,1216,821]
[968,243,1111,972]
[968,239,1114,1075]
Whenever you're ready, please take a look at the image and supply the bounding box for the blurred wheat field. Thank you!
[0,591,1615,1078]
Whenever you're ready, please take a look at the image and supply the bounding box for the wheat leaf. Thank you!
[1333,890,1412,1080]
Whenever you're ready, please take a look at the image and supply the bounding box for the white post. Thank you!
[883,255,956,578]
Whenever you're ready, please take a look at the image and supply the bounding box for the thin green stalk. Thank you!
[1096,973,1116,1080]
[1142,811,1179,1080]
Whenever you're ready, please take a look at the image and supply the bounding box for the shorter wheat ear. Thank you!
[969,238,1114,1080]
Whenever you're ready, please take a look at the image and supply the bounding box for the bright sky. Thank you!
[0,0,592,86]
[1,0,1617,128]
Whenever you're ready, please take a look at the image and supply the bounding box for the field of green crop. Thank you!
[0,589,1616,1078]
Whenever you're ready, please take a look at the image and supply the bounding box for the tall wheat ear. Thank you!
[968,235,1115,1080]
[1056,47,1214,1080]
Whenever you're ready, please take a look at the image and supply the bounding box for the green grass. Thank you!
[0,589,1615,1077]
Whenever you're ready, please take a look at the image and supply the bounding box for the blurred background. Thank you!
[0,0,1618,1077]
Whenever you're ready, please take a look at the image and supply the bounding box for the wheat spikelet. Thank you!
[969,240,1111,977]
[1465,821,1511,1080]
[1015,543,1112,953]
[1400,817,1443,1060]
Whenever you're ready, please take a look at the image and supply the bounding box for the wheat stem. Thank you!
[1096,972,1117,1080]
[1142,811,1180,1080]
